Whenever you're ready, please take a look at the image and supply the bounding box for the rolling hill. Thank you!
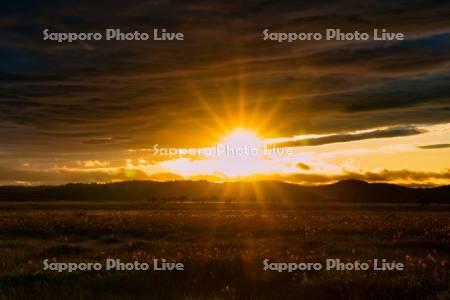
[0,180,449,203]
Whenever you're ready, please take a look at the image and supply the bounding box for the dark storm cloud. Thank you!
[298,34,450,76]
[0,0,450,174]
[341,74,450,112]
[275,126,425,148]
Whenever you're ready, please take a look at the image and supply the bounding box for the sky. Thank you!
[1,0,450,186]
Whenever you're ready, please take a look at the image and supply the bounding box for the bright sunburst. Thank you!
[220,128,263,148]
[161,127,277,178]
[212,128,266,177]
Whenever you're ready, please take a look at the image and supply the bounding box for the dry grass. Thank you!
[0,203,448,299]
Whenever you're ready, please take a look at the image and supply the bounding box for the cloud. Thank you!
[1,164,449,187]
[418,143,450,149]
[296,162,311,170]
[247,169,450,186]
[274,126,426,148]
[147,172,184,181]
[0,166,184,185]
[77,160,110,167]
[0,0,450,184]
[82,137,131,145]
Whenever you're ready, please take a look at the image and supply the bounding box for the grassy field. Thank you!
[0,202,448,299]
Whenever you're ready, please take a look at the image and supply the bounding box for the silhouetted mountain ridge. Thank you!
[0,180,448,203]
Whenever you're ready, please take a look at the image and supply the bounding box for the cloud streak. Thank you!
[419,143,450,149]
[274,126,426,148]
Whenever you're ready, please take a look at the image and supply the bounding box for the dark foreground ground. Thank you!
[0,202,448,299]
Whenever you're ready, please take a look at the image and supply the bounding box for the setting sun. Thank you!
[220,128,263,149]
[160,127,284,178]
[214,128,266,177]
